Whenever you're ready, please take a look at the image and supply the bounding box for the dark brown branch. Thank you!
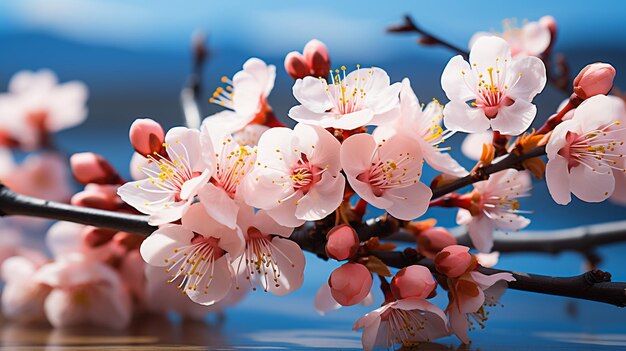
[373,249,626,307]
[0,184,625,307]
[387,15,469,59]
[431,145,546,199]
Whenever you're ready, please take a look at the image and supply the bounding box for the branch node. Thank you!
[585,269,612,285]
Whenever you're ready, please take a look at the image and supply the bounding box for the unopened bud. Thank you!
[416,227,457,258]
[303,39,330,78]
[129,118,165,157]
[284,51,310,80]
[434,245,474,278]
[70,152,120,185]
[325,224,359,261]
[391,265,436,300]
[328,263,372,306]
[573,63,616,100]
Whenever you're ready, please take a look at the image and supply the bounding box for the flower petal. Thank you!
[140,225,194,267]
[490,99,537,136]
[197,183,239,229]
[443,101,491,133]
[506,56,546,101]
[570,164,615,203]
[546,154,572,205]
[441,55,475,102]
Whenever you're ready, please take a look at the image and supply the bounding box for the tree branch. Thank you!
[1,184,625,306]
[431,145,546,199]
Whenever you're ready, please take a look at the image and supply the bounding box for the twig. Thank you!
[180,31,208,129]
[387,15,469,59]
[1,184,625,307]
[431,145,546,199]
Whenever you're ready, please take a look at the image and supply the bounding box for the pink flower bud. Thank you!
[71,186,119,211]
[325,224,359,261]
[539,15,557,37]
[303,39,330,78]
[328,263,372,306]
[284,51,310,80]
[82,226,116,247]
[70,152,119,185]
[573,63,616,100]
[416,227,457,258]
[129,118,165,157]
[434,245,474,278]
[390,265,436,300]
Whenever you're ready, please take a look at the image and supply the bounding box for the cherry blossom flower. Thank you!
[33,254,132,329]
[0,69,88,149]
[206,58,276,135]
[470,18,551,58]
[232,124,269,147]
[288,65,401,130]
[546,95,626,205]
[3,152,72,203]
[243,124,345,227]
[197,122,257,229]
[140,203,244,306]
[340,132,432,220]
[1,253,50,323]
[232,205,305,295]
[376,78,467,177]
[441,36,546,135]
[118,127,213,225]
[445,270,515,344]
[457,169,532,252]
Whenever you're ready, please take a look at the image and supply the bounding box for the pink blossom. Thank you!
[118,127,213,225]
[573,63,616,100]
[328,262,372,306]
[390,265,436,300]
[446,270,515,344]
[340,132,432,220]
[129,118,165,156]
[353,297,449,350]
[457,170,532,252]
[546,95,626,205]
[375,78,468,177]
[1,253,49,323]
[4,152,72,203]
[289,66,401,130]
[325,224,359,261]
[232,124,269,147]
[470,18,552,58]
[140,203,244,306]
[0,69,88,149]
[434,245,474,278]
[442,36,546,135]
[205,58,276,135]
[33,255,132,329]
[197,123,257,229]
[232,205,305,295]
[243,124,345,227]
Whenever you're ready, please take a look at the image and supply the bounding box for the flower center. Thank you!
[463,63,520,118]
[212,142,256,199]
[560,122,625,174]
[356,146,420,197]
[234,227,295,292]
[290,153,322,194]
[380,307,427,348]
[164,236,225,295]
[323,65,371,115]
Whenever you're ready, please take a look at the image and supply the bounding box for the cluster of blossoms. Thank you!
[0,14,625,350]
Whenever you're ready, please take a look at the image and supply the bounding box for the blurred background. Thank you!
[1,1,626,349]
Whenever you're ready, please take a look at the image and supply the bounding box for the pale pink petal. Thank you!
[420,140,469,177]
[86,283,132,329]
[441,55,475,102]
[461,131,493,161]
[340,133,376,176]
[46,221,84,258]
[201,110,248,143]
[197,183,240,229]
[385,182,432,220]
[295,123,342,173]
[467,215,496,253]
[611,168,626,205]
[546,154,572,205]
[546,119,581,158]
[46,81,88,132]
[328,109,376,130]
[506,56,547,101]
[468,32,491,50]
[295,172,345,221]
[476,251,500,268]
[179,169,211,200]
[449,307,471,344]
[570,164,615,202]
[443,101,491,133]
[9,69,57,93]
[314,283,341,315]
[140,225,194,267]
[255,127,298,170]
[147,201,191,226]
[266,191,306,227]
[490,99,537,136]
[360,315,382,351]
[456,208,472,225]
[262,237,305,295]
[521,21,551,55]
[469,271,515,290]
[367,82,401,115]
[292,77,333,113]
[253,210,294,238]
[44,289,85,327]
[288,105,338,128]
[575,95,626,132]
[186,255,232,305]
[165,127,208,172]
[232,70,263,118]
[242,168,294,209]
[469,36,512,68]
[242,57,275,96]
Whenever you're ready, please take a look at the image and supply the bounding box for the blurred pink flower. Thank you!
[1,253,50,323]
[243,124,345,227]
[289,66,400,130]
[34,255,131,329]
[140,203,244,306]
[469,18,552,58]
[118,127,213,225]
[442,36,546,135]
[340,132,431,220]
[546,95,626,205]
[4,152,72,203]
[232,205,305,295]
[0,69,88,149]
[457,170,532,252]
